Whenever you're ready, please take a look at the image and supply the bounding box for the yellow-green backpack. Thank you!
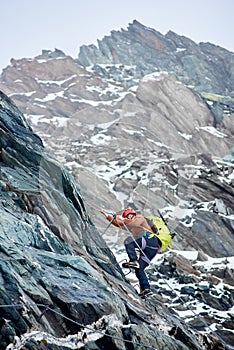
[146,216,174,252]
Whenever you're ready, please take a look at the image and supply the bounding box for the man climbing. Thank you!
[100,207,160,298]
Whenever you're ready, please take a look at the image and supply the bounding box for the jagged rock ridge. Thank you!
[78,20,234,95]
[78,20,234,126]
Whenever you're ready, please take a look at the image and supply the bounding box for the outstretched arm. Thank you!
[100,209,125,229]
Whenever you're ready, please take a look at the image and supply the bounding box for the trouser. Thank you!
[124,235,159,290]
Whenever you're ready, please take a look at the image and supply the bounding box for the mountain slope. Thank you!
[1,90,231,349]
[0,20,233,349]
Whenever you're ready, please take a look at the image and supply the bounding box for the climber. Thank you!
[100,207,160,298]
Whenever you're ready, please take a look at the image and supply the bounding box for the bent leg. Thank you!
[124,236,143,261]
[124,236,159,292]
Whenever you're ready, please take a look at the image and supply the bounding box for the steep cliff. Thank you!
[0,20,233,349]
[0,91,232,349]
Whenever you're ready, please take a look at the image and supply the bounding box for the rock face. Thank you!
[0,91,129,346]
[78,20,234,125]
[78,20,234,95]
[1,91,229,350]
[0,20,234,349]
[0,49,233,256]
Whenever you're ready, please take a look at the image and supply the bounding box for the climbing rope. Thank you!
[0,209,227,349]
[0,303,157,350]
[101,210,117,235]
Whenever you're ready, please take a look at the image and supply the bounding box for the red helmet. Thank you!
[122,208,136,218]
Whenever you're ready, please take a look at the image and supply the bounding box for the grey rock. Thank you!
[1,91,221,350]
[0,20,233,349]
[78,20,234,126]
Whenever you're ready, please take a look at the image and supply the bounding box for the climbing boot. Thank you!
[122,260,140,269]
[140,289,153,298]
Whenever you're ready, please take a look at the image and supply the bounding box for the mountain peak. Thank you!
[78,20,234,100]
[41,48,66,59]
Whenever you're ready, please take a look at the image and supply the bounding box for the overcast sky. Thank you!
[1,0,233,73]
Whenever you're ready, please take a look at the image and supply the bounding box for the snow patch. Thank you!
[123,128,143,136]
[34,91,65,102]
[176,47,187,52]
[26,114,45,125]
[35,74,77,85]
[9,91,36,97]
[173,250,199,260]
[195,256,234,271]
[142,71,169,82]
[197,126,227,138]
[90,133,111,145]
[178,131,192,140]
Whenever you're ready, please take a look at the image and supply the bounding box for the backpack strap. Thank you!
[145,218,158,234]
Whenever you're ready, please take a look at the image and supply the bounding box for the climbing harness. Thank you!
[121,220,157,266]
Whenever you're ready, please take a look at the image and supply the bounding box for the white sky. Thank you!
[1,0,234,73]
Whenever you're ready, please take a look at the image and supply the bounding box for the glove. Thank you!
[100,209,117,218]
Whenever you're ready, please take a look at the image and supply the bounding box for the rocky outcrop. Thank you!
[0,91,135,348]
[78,20,234,126]
[2,91,231,349]
[78,20,234,96]
[0,48,233,258]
